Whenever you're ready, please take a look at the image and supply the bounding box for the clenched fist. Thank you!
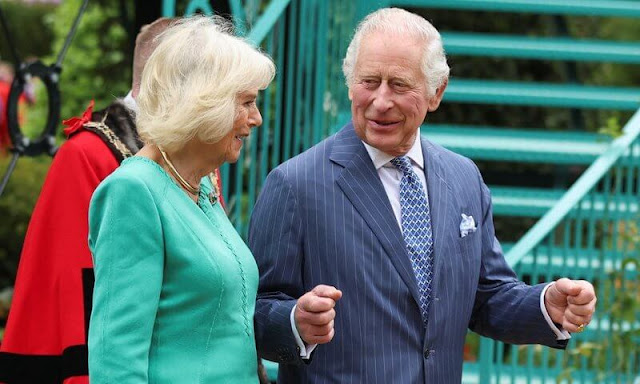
[544,278,596,333]
[295,285,342,345]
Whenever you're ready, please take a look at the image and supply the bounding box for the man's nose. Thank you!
[371,83,394,111]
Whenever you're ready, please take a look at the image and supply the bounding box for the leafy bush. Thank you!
[44,0,131,137]
[0,154,51,289]
[0,1,55,62]
[0,0,131,283]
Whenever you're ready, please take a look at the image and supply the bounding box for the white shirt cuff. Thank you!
[540,282,571,340]
[290,304,318,359]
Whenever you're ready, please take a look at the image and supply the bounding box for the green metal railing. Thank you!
[390,0,640,18]
[467,108,640,383]
[164,0,353,239]
[219,0,352,238]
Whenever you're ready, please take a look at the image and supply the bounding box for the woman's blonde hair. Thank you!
[136,16,275,152]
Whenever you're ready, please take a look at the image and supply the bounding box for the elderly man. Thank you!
[249,7,596,383]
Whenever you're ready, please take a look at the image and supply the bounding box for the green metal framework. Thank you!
[162,0,640,381]
[163,0,354,239]
[471,109,640,383]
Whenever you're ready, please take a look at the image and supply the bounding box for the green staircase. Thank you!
[164,0,640,382]
[441,31,640,63]
[391,0,640,17]
[493,109,640,384]
[426,125,611,164]
[445,79,640,110]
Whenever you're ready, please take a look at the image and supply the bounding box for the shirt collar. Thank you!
[362,129,424,171]
[123,90,137,114]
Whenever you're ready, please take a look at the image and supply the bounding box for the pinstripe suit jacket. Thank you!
[249,123,565,384]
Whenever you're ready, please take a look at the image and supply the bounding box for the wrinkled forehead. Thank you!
[354,31,425,81]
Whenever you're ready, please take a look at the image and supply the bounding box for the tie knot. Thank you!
[391,156,413,175]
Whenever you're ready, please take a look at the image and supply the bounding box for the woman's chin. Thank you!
[224,152,241,164]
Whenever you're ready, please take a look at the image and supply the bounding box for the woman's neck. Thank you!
[162,147,211,188]
[136,144,219,201]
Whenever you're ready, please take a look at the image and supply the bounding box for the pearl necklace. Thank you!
[159,149,200,196]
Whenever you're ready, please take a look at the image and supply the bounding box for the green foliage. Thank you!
[557,222,640,383]
[598,117,623,138]
[592,18,640,88]
[0,155,51,289]
[0,286,12,338]
[0,1,55,61]
[44,0,131,133]
[0,0,132,291]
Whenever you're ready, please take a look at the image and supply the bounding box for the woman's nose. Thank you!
[250,107,263,128]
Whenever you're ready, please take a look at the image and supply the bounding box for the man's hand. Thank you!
[295,285,342,345]
[544,278,596,333]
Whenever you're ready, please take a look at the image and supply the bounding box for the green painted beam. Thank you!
[390,0,640,18]
[424,124,610,165]
[228,0,247,35]
[490,187,567,217]
[441,32,640,64]
[162,0,175,17]
[462,362,604,383]
[246,0,291,46]
[505,108,640,266]
[445,79,640,110]
[489,185,640,217]
[263,360,278,381]
[515,246,637,275]
[184,0,213,15]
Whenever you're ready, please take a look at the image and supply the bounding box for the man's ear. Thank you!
[427,78,448,112]
[348,87,353,101]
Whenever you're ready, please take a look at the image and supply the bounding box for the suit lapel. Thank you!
[421,138,453,318]
[331,124,421,308]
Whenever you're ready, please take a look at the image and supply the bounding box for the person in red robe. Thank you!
[0,63,13,150]
[0,18,230,383]
[0,62,35,152]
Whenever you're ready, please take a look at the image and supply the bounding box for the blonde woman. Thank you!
[88,16,274,383]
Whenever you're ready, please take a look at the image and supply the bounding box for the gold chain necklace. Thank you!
[159,149,200,196]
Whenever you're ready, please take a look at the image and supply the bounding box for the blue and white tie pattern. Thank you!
[391,156,434,326]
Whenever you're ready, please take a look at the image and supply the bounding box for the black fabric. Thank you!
[0,269,95,383]
[82,268,94,344]
[0,345,88,383]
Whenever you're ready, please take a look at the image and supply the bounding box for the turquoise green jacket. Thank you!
[88,156,259,383]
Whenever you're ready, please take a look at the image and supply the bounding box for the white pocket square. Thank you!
[460,214,476,238]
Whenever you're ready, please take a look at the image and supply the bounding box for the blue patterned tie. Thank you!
[391,156,434,326]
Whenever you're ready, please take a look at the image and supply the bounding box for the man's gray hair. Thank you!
[342,8,450,96]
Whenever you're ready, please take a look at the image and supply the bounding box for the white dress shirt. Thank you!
[291,130,568,358]
[123,90,137,114]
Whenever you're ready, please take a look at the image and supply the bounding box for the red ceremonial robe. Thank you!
[0,101,225,383]
[0,130,117,384]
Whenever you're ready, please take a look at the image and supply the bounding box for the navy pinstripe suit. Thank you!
[249,123,566,383]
